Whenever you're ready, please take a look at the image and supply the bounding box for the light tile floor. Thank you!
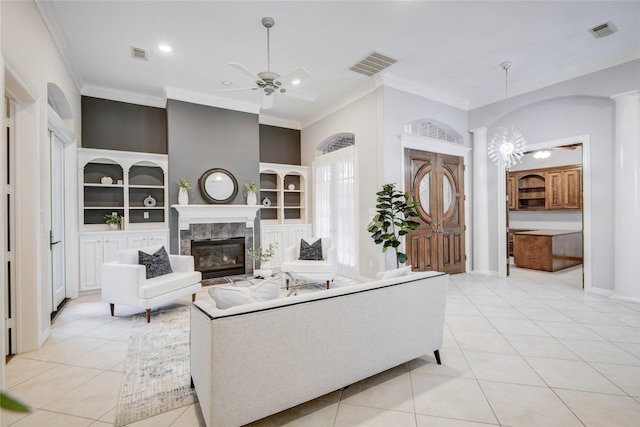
[2,266,640,426]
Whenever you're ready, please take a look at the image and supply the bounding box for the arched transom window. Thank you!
[318,132,355,154]
[405,119,462,144]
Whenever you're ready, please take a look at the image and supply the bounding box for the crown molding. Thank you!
[35,0,85,91]
[164,87,260,114]
[378,74,470,111]
[82,84,166,108]
[301,80,377,128]
[259,115,301,130]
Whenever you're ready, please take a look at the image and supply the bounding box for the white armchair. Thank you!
[101,245,202,323]
[280,237,336,289]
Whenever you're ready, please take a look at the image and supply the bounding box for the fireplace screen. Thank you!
[191,238,245,279]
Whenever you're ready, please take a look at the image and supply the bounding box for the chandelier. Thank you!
[488,61,526,169]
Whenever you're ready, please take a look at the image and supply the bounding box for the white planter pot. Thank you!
[247,192,257,205]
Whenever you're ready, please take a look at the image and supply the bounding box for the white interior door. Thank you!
[51,132,66,311]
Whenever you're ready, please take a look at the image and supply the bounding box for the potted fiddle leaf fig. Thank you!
[367,183,420,268]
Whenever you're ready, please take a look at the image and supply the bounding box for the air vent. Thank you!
[349,52,397,77]
[590,21,618,38]
[130,46,149,61]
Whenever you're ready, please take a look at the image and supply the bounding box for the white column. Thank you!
[470,127,490,273]
[611,90,640,303]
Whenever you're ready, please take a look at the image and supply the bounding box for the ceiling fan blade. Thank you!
[216,87,260,93]
[262,94,275,110]
[229,63,265,84]
[282,86,317,102]
[275,67,311,86]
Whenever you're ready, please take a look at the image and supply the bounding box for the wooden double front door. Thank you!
[405,149,466,274]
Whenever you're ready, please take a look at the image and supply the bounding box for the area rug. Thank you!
[114,305,197,426]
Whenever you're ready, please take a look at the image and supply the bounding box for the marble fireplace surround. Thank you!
[172,205,261,276]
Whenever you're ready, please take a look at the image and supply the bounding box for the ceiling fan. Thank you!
[219,17,316,109]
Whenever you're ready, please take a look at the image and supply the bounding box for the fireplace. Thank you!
[191,237,246,279]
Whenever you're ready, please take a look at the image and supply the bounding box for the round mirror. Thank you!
[198,168,238,204]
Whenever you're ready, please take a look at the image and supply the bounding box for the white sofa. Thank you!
[190,271,448,427]
[102,245,202,323]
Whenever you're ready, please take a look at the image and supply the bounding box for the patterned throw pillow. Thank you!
[299,238,323,260]
[138,246,173,279]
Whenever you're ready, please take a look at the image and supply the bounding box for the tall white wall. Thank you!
[469,60,640,292]
[2,0,81,351]
[301,90,380,278]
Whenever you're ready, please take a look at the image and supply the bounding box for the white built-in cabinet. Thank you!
[78,148,169,291]
[79,230,169,291]
[259,163,312,266]
[261,223,313,267]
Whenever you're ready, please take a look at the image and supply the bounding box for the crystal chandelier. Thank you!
[488,61,526,169]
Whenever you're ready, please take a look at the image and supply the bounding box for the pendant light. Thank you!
[488,61,526,169]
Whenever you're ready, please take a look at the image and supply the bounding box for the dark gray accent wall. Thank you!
[259,124,301,165]
[167,99,260,252]
[81,96,167,153]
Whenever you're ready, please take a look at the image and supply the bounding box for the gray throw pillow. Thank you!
[138,246,173,279]
[299,238,323,260]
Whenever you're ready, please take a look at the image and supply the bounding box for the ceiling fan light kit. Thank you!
[219,17,316,109]
[489,60,527,169]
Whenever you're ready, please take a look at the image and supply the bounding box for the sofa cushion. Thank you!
[138,271,201,299]
[299,238,323,260]
[209,276,281,309]
[119,245,164,265]
[138,246,173,279]
[375,265,412,280]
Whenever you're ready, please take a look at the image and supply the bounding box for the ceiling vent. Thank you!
[349,52,397,77]
[130,46,149,61]
[590,21,618,38]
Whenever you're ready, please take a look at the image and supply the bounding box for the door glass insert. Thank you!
[418,172,430,215]
[443,174,453,212]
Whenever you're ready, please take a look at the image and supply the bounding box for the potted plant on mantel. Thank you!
[244,182,259,206]
[367,183,420,268]
[104,213,122,231]
[247,243,277,278]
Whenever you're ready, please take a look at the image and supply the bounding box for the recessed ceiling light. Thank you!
[533,150,551,159]
[222,81,232,86]
[291,79,301,86]
[158,44,173,53]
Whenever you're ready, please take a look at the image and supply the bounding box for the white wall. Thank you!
[302,85,470,276]
[2,0,81,351]
[469,60,640,292]
[381,87,470,270]
[301,90,380,278]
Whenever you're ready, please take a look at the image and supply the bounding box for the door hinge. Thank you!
[5,318,13,329]
[464,225,467,231]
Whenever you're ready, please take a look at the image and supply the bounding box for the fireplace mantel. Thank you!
[172,204,260,230]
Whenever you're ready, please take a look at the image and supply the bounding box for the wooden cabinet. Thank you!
[513,230,583,271]
[79,148,169,231]
[259,163,309,224]
[507,175,517,211]
[509,165,582,211]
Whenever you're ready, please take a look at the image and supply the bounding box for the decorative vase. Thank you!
[101,176,113,185]
[247,192,257,205]
[178,187,189,205]
[108,223,119,231]
[262,197,271,207]
[288,184,295,191]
